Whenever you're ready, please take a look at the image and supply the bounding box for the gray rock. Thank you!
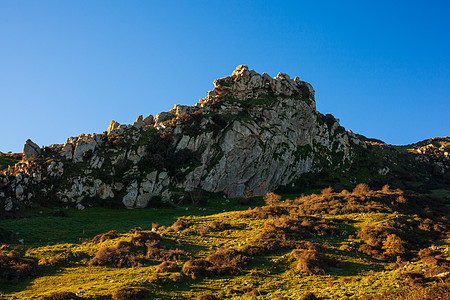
[73,134,98,163]
[107,120,120,135]
[133,115,143,129]
[122,181,139,209]
[23,139,41,160]
[143,115,154,126]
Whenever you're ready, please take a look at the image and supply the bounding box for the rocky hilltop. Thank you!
[1,66,448,212]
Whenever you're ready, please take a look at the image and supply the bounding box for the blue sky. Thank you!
[1,1,449,153]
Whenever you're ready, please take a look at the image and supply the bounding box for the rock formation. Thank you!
[23,139,41,160]
[1,66,448,212]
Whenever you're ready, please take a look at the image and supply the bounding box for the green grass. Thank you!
[0,152,21,169]
[1,190,449,299]
[1,198,254,245]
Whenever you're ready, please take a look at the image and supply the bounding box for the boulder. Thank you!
[142,115,154,126]
[133,115,143,129]
[23,139,41,160]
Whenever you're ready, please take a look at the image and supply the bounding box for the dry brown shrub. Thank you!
[130,230,160,247]
[182,248,248,279]
[169,272,183,282]
[146,247,189,261]
[298,292,318,300]
[172,217,193,231]
[240,245,265,256]
[263,192,282,206]
[340,189,351,197]
[419,248,449,267]
[358,244,385,261]
[397,272,425,285]
[339,244,353,252]
[381,184,391,193]
[91,230,120,243]
[112,287,151,300]
[209,221,231,230]
[238,205,289,219]
[197,225,209,237]
[291,249,328,275]
[182,258,215,279]
[41,292,81,300]
[205,248,248,274]
[273,296,289,300]
[90,242,144,268]
[352,183,371,197]
[0,250,40,282]
[396,195,407,204]
[156,261,179,273]
[357,223,394,248]
[321,186,333,196]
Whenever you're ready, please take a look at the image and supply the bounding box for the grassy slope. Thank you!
[0,190,449,300]
[0,152,20,170]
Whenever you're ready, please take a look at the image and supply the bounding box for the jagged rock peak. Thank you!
[200,65,315,106]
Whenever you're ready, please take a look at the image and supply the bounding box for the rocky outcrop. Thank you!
[23,139,41,160]
[107,121,120,135]
[1,66,447,212]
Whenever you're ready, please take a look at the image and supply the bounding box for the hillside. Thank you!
[0,185,449,299]
[0,66,449,299]
[0,66,449,214]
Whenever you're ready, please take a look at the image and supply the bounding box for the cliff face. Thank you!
[1,66,447,212]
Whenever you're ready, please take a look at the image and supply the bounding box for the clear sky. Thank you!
[1,1,449,153]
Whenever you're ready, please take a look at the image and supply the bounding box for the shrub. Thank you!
[397,272,425,285]
[357,223,394,248]
[168,272,183,282]
[112,287,151,300]
[381,184,391,193]
[91,230,121,243]
[291,249,328,275]
[209,221,231,230]
[181,248,248,279]
[182,259,215,279]
[172,217,193,231]
[352,183,371,197]
[41,292,81,300]
[298,292,318,300]
[264,192,282,206]
[197,225,209,236]
[90,242,144,268]
[146,247,189,261]
[205,248,248,274]
[0,250,40,282]
[382,234,405,258]
[321,186,333,196]
[156,261,179,273]
[130,230,160,247]
[358,244,382,259]
[418,247,449,267]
